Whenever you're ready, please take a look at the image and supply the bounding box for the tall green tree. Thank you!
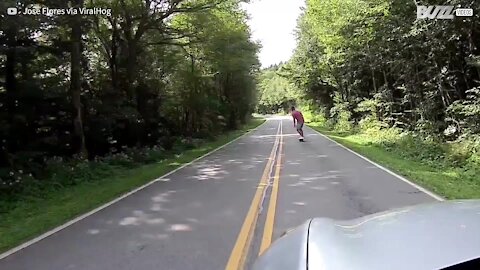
[287,0,480,135]
[0,0,260,196]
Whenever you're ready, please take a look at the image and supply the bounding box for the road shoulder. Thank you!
[308,124,459,200]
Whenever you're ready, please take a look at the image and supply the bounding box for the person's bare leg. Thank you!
[299,129,304,137]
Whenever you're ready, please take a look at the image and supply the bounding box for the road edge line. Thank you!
[308,126,444,201]
[0,119,268,261]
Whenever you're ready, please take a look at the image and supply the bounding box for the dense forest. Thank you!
[257,0,480,196]
[286,0,480,137]
[261,0,480,143]
[256,62,300,114]
[0,0,259,204]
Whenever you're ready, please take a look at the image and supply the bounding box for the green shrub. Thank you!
[445,141,472,167]
[101,152,136,168]
[302,110,314,123]
[329,103,353,132]
[466,153,480,170]
[302,106,327,126]
[45,158,105,187]
[0,169,37,200]
[358,116,384,133]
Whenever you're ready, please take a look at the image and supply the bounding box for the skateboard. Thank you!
[299,137,304,142]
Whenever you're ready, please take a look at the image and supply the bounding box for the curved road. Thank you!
[0,117,437,270]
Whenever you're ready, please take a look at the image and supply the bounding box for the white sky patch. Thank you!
[242,0,305,68]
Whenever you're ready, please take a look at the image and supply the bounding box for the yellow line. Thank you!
[258,120,284,255]
[225,122,281,270]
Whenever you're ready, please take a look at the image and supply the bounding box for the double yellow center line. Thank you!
[225,120,284,270]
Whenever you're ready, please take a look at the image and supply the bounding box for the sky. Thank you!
[242,0,305,68]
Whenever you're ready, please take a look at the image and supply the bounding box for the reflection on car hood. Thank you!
[308,200,480,270]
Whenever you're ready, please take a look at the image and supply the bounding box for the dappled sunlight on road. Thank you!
[186,218,200,223]
[87,229,100,235]
[190,164,228,181]
[284,171,347,191]
[224,159,244,165]
[152,191,175,203]
[286,159,302,166]
[168,224,193,232]
[293,202,306,206]
[114,190,175,230]
[186,152,269,182]
[119,210,165,226]
[301,176,323,181]
[288,182,306,187]
[151,203,165,212]
[240,164,256,170]
[82,187,203,250]
[306,154,328,158]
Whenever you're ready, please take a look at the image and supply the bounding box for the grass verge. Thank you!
[309,123,480,200]
[0,118,265,253]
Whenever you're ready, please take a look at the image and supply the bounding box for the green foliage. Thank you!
[285,0,480,179]
[256,64,301,114]
[328,95,354,132]
[0,118,264,252]
[0,0,259,203]
[301,103,328,125]
[0,118,260,213]
[288,0,480,136]
[447,87,480,136]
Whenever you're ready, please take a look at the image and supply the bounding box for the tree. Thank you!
[70,0,88,157]
[287,0,480,136]
[0,0,260,198]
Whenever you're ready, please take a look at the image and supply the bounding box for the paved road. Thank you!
[0,117,436,270]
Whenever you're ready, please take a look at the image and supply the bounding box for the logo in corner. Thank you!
[417,5,455,19]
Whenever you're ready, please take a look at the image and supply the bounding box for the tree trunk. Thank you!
[5,23,18,161]
[185,109,190,135]
[70,0,87,158]
[5,25,17,115]
[110,16,119,91]
[382,69,388,87]
[371,67,377,94]
[126,40,138,101]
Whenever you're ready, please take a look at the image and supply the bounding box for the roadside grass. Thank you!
[0,118,265,253]
[309,123,480,200]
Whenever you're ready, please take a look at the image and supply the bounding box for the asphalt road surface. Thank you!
[0,117,437,270]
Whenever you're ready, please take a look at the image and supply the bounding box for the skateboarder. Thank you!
[291,106,304,141]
